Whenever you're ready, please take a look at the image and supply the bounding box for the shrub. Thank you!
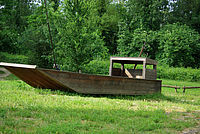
[157,23,200,68]
[157,65,200,82]
[82,60,110,75]
[0,52,28,64]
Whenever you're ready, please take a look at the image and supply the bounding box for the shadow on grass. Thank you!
[34,88,199,106]
[85,93,200,106]
[13,80,198,106]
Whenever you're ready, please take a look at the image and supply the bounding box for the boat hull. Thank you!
[0,63,161,95]
[41,69,161,95]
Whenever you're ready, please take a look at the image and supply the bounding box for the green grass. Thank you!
[4,74,19,80]
[0,79,200,134]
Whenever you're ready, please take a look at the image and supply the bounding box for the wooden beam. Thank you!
[146,58,158,65]
[121,63,124,76]
[162,85,180,93]
[142,61,146,79]
[183,86,200,93]
[110,57,157,65]
[0,62,36,69]
[109,59,113,76]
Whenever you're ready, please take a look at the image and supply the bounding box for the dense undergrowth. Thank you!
[0,52,28,64]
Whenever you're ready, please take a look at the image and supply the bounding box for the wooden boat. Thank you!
[0,57,161,95]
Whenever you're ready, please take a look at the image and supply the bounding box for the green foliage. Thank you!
[20,27,53,68]
[117,21,132,56]
[96,0,122,54]
[118,23,200,68]
[157,23,200,68]
[4,74,19,80]
[19,3,54,68]
[0,28,18,53]
[0,71,4,74]
[117,1,200,68]
[55,0,108,72]
[157,65,200,82]
[169,0,200,33]
[0,0,34,53]
[117,0,169,58]
[126,0,169,31]
[83,60,110,75]
[0,52,28,64]
[118,28,159,59]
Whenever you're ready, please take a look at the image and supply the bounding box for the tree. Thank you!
[157,23,200,68]
[118,27,159,59]
[117,21,132,56]
[19,1,55,68]
[0,0,35,53]
[96,0,122,54]
[117,0,168,58]
[125,0,169,31]
[168,0,200,33]
[54,0,108,72]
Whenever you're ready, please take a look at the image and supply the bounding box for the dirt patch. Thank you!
[180,111,200,134]
[181,127,200,134]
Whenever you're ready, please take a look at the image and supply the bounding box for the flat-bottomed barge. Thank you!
[0,57,162,95]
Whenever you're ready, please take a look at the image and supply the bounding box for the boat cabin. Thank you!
[109,57,157,80]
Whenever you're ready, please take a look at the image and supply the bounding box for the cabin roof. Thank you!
[0,62,37,69]
[110,57,157,65]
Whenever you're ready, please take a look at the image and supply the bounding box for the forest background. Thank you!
[0,0,200,74]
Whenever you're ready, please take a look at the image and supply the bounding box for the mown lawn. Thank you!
[0,79,199,134]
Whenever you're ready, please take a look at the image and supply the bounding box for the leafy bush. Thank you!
[20,27,53,69]
[82,60,110,75]
[0,52,28,64]
[0,29,19,53]
[157,23,200,68]
[157,65,200,82]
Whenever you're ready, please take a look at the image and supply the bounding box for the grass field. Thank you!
[0,78,200,134]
